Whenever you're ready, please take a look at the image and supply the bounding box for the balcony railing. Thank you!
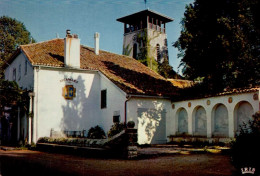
[148,23,165,33]
[124,23,165,34]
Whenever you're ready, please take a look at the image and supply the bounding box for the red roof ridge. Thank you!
[20,38,62,47]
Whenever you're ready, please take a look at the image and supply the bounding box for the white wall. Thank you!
[170,91,260,138]
[99,74,126,133]
[32,67,128,141]
[34,68,101,139]
[4,53,34,90]
[127,97,171,144]
[123,31,138,57]
[147,29,167,62]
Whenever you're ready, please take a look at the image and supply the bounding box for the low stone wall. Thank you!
[37,137,107,147]
[168,136,234,146]
[37,128,138,159]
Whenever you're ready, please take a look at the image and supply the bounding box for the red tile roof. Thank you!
[167,79,194,88]
[18,38,178,97]
[216,87,260,96]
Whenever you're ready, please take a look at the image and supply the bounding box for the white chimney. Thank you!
[64,30,80,68]
[94,32,100,55]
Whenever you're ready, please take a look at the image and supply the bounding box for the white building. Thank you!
[2,10,260,145]
[3,30,177,144]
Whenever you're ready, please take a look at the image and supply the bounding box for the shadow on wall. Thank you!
[137,106,166,144]
[60,74,100,136]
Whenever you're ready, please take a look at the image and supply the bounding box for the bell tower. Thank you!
[117,9,173,70]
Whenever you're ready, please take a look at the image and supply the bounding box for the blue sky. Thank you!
[0,0,194,72]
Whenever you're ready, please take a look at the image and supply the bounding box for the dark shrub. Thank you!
[231,111,260,175]
[107,122,125,138]
[127,121,135,128]
[87,125,106,139]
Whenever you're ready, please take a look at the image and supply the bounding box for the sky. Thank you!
[0,0,194,73]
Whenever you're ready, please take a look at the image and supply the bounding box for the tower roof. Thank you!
[117,9,173,24]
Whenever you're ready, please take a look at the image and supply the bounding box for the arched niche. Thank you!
[212,104,229,137]
[176,108,188,134]
[234,101,253,133]
[192,106,207,136]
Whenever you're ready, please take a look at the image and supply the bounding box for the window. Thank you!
[113,115,120,123]
[133,43,137,59]
[18,64,21,80]
[101,89,107,109]
[13,68,16,81]
[156,44,161,62]
[113,111,120,123]
[25,60,27,75]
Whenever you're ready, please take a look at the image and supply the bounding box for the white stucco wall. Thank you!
[4,53,34,90]
[147,29,168,62]
[169,91,260,139]
[123,31,137,57]
[127,97,171,144]
[99,74,126,133]
[34,67,101,140]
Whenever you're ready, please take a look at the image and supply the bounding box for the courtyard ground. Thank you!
[0,146,237,176]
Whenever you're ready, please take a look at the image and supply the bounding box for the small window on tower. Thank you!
[156,44,161,62]
[13,68,16,81]
[18,64,21,80]
[133,43,137,59]
[101,89,107,109]
[25,60,27,75]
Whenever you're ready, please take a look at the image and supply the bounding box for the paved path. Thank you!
[0,148,236,176]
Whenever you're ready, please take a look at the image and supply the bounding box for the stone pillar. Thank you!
[124,128,138,159]
[17,107,20,141]
[228,110,235,138]
[28,115,32,145]
[206,110,212,138]
[188,111,193,135]
[28,92,35,144]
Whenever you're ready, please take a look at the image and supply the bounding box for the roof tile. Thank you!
[20,38,178,97]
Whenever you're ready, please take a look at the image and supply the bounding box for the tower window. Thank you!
[25,60,27,75]
[13,68,16,81]
[156,44,161,62]
[18,64,21,80]
[133,43,137,59]
[101,89,107,109]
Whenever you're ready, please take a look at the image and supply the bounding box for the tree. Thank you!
[158,58,180,79]
[231,111,260,175]
[0,16,35,77]
[0,79,29,114]
[174,0,260,91]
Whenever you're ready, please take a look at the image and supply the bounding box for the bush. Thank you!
[231,111,260,174]
[107,122,125,138]
[87,125,106,139]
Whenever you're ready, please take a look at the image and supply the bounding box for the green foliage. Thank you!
[107,122,125,138]
[0,79,29,114]
[87,125,106,139]
[0,16,35,77]
[37,137,106,147]
[174,0,260,91]
[231,111,260,173]
[158,59,179,79]
[136,30,150,66]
